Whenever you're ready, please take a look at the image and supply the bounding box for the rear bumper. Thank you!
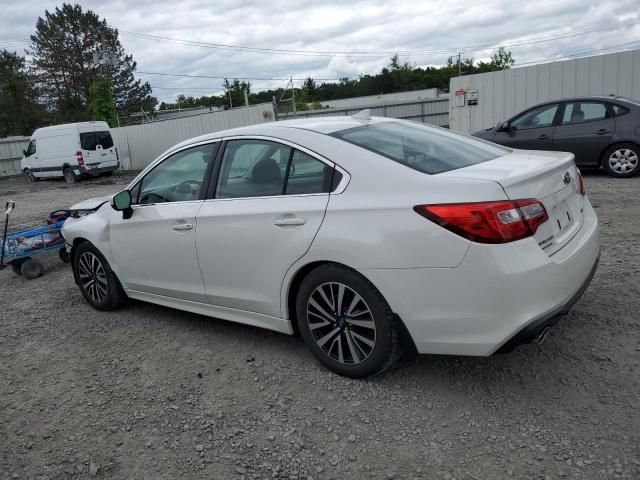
[361,198,600,356]
[75,163,118,176]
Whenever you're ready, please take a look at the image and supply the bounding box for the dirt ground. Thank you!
[0,171,638,480]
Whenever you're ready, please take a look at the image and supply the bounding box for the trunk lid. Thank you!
[441,149,584,255]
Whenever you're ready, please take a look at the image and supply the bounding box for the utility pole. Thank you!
[448,52,462,77]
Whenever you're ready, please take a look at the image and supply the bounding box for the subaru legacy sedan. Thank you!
[473,95,640,178]
[62,115,599,378]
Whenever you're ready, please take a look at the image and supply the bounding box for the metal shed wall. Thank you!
[449,49,640,133]
[112,103,275,170]
[0,137,30,178]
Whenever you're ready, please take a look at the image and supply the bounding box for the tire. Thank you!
[296,264,402,378]
[58,247,70,263]
[602,143,640,178]
[24,169,38,183]
[73,242,127,311]
[21,258,44,279]
[11,261,24,275]
[101,171,114,177]
[63,167,77,184]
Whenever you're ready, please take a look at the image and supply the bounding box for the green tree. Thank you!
[28,3,156,122]
[0,49,47,137]
[223,78,251,108]
[88,77,117,127]
[490,47,515,70]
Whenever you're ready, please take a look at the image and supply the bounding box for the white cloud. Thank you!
[0,0,638,102]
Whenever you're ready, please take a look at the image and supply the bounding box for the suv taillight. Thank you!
[414,199,549,244]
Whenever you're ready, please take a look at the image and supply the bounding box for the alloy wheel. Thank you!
[608,148,638,174]
[78,252,108,304]
[306,282,377,365]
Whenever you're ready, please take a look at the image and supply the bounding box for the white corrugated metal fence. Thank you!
[0,137,30,178]
[449,49,640,133]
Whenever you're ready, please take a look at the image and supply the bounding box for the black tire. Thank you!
[58,247,70,263]
[21,258,44,279]
[11,261,24,275]
[73,242,127,311]
[24,169,38,183]
[63,167,77,184]
[101,171,114,177]
[296,264,402,378]
[602,143,640,178]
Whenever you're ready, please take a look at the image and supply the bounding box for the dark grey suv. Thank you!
[473,96,640,177]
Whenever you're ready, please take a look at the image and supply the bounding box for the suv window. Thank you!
[25,140,36,157]
[561,102,608,125]
[332,121,507,175]
[136,143,216,205]
[80,131,114,150]
[510,104,559,130]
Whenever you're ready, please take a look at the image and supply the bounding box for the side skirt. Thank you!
[125,289,294,335]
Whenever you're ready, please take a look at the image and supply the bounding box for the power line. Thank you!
[515,40,640,67]
[120,20,640,58]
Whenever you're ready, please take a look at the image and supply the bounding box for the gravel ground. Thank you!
[0,172,638,480]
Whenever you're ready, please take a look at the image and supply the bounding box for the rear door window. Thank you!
[561,102,608,125]
[80,131,114,150]
[332,121,507,175]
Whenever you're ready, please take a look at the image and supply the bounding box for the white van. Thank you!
[21,121,119,184]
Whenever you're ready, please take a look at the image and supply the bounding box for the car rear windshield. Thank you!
[80,131,114,150]
[331,121,508,174]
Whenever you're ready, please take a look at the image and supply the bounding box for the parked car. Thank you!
[21,121,119,184]
[61,115,599,378]
[473,96,640,177]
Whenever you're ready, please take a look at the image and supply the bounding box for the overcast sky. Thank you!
[1,0,639,103]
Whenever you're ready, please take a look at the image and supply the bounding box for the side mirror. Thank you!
[111,190,133,219]
[497,121,511,132]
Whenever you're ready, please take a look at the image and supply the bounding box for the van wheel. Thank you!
[63,167,77,184]
[24,169,38,183]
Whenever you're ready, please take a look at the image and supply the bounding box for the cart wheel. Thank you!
[59,247,70,263]
[21,258,44,279]
[11,262,23,275]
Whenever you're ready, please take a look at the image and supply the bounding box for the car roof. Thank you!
[168,115,398,152]
[535,95,635,105]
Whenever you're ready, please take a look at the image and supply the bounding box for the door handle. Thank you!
[595,129,610,135]
[537,134,549,140]
[273,217,306,227]
[172,223,193,231]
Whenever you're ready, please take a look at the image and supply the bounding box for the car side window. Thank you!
[510,104,559,130]
[25,140,36,157]
[215,140,291,199]
[561,102,608,125]
[610,103,630,117]
[284,150,333,195]
[136,143,216,205]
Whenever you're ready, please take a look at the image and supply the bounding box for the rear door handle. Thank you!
[273,217,306,227]
[172,223,193,231]
[595,129,610,135]
[537,134,549,140]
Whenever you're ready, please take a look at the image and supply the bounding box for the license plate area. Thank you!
[551,199,574,234]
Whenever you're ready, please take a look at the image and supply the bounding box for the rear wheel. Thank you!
[296,264,402,378]
[602,143,640,177]
[73,242,127,310]
[21,258,44,279]
[100,171,114,177]
[11,261,24,275]
[63,167,77,184]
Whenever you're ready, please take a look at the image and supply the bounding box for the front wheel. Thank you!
[24,169,38,183]
[602,143,640,177]
[73,242,127,310]
[296,264,402,378]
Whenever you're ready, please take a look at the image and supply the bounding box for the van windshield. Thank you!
[80,131,114,150]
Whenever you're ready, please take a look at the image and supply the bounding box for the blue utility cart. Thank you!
[0,201,71,279]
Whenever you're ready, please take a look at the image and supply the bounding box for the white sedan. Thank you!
[62,114,600,378]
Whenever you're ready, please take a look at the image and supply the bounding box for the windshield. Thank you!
[331,121,508,174]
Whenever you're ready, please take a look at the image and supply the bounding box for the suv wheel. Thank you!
[602,143,639,177]
[73,242,127,310]
[296,264,402,378]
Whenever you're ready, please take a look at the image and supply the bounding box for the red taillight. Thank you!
[578,170,585,195]
[76,150,85,167]
[414,199,549,244]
